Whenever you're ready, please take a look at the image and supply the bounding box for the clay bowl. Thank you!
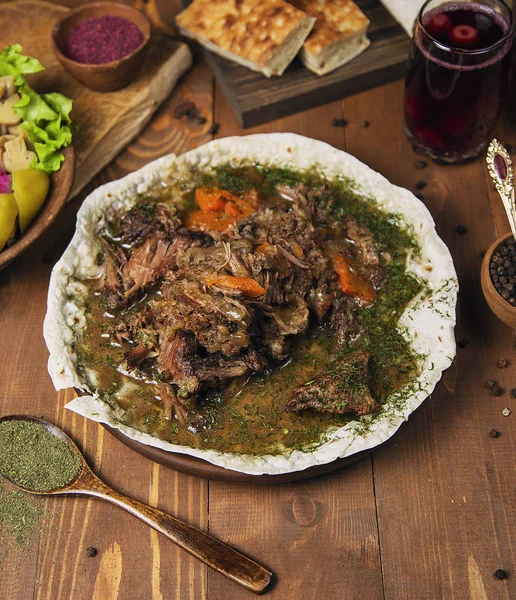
[0,144,75,271]
[51,2,151,93]
[481,231,516,328]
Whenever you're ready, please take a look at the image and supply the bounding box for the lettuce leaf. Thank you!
[43,93,73,125]
[0,45,73,174]
[0,44,44,85]
[13,82,57,124]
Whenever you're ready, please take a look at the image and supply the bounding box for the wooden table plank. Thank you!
[343,80,516,600]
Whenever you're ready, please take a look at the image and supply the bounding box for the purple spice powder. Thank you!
[63,15,144,64]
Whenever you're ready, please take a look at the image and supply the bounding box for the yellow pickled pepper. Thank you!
[0,193,18,251]
[12,169,50,233]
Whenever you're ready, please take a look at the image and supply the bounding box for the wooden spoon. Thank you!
[0,415,272,594]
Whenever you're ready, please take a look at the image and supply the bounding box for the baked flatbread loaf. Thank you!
[291,0,370,76]
[175,0,315,77]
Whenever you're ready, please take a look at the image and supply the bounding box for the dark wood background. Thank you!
[1,1,516,598]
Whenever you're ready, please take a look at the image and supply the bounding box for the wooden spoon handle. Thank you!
[86,476,272,593]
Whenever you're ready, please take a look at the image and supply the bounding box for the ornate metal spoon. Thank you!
[486,139,516,238]
[0,415,272,594]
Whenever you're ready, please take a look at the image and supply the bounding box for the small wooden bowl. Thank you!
[0,145,75,271]
[481,231,516,328]
[51,2,151,93]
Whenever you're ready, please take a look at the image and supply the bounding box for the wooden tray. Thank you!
[104,423,372,483]
[1,0,192,199]
[182,0,410,127]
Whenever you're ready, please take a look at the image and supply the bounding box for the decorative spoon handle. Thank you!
[486,139,516,239]
[72,469,272,593]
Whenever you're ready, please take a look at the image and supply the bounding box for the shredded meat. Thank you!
[285,351,380,416]
[124,345,152,368]
[159,330,199,397]
[344,217,382,286]
[193,354,249,384]
[98,182,386,423]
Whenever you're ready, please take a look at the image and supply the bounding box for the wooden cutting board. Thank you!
[181,0,409,128]
[0,0,192,198]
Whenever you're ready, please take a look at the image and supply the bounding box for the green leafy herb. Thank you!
[0,44,74,173]
[0,419,82,492]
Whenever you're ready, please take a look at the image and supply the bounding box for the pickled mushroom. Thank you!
[0,92,22,126]
[3,137,36,172]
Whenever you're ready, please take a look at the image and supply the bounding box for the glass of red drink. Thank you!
[404,0,513,164]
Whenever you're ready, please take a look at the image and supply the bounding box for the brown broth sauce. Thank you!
[74,165,425,456]
[77,295,353,455]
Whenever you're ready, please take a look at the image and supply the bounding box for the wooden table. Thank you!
[2,2,516,598]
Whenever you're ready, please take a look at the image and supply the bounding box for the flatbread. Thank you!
[175,0,315,77]
[44,134,457,476]
[291,0,370,75]
[379,0,423,36]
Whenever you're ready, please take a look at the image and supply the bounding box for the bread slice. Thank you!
[176,0,316,77]
[291,0,370,76]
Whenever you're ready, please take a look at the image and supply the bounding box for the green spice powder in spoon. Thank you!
[0,419,82,492]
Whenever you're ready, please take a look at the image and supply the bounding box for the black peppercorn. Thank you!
[494,569,508,580]
[361,120,370,128]
[511,388,516,398]
[332,118,348,127]
[490,429,500,438]
[415,160,427,169]
[457,338,469,348]
[492,386,504,396]
[86,546,97,558]
[208,122,220,135]
[456,225,468,234]
[415,180,427,190]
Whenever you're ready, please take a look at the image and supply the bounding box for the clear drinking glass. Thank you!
[404,0,513,164]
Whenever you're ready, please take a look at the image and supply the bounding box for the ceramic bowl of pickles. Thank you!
[0,44,75,270]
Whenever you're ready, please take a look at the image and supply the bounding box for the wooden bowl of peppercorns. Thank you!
[481,232,516,328]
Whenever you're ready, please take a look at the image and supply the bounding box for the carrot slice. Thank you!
[206,274,266,297]
[185,210,233,232]
[291,243,304,258]
[255,242,272,255]
[195,187,226,212]
[224,201,241,217]
[332,253,375,305]
[187,186,258,232]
